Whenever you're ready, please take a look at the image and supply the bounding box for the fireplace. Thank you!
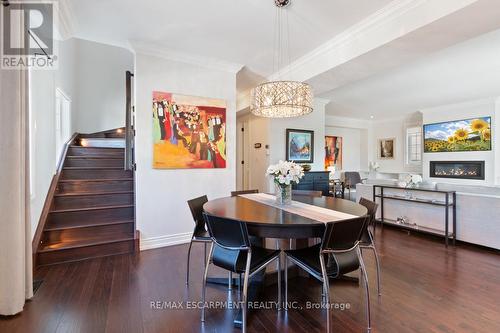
[430,161,485,180]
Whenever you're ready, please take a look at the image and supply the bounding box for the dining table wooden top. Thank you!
[203,195,368,239]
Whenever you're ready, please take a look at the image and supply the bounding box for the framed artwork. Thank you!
[379,138,395,159]
[152,91,226,169]
[325,136,342,170]
[424,117,491,153]
[286,129,314,163]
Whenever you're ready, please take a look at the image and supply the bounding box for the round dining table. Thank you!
[202,194,368,328]
[203,194,368,239]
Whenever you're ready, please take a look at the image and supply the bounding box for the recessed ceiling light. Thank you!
[370,115,374,119]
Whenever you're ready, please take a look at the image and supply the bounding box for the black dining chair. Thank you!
[202,213,282,333]
[186,195,212,285]
[358,197,382,295]
[292,189,322,197]
[230,189,259,196]
[284,216,371,333]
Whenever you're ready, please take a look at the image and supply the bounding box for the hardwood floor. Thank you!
[2,227,500,333]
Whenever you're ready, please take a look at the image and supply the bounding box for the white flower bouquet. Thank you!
[267,160,304,204]
[405,174,423,188]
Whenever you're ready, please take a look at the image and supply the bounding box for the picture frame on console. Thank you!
[286,129,314,163]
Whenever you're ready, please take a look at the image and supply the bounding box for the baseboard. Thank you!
[140,232,192,251]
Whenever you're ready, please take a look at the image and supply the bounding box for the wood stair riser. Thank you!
[61,169,132,180]
[53,193,133,210]
[56,179,133,194]
[65,158,124,168]
[42,223,134,244]
[67,147,124,157]
[37,239,135,266]
[47,207,134,229]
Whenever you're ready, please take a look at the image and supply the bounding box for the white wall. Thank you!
[324,126,361,172]
[73,39,134,133]
[421,98,497,186]
[29,39,77,239]
[134,53,237,248]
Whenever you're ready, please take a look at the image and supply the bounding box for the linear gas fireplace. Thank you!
[430,161,485,180]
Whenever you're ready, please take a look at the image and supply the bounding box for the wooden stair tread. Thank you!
[45,219,134,231]
[69,145,124,149]
[66,156,124,159]
[50,204,134,213]
[54,190,133,197]
[59,178,133,183]
[63,167,125,170]
[39,234,135,252]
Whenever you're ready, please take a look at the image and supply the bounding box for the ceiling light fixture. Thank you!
[250,0,313,118]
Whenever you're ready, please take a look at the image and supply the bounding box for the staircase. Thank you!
[36,130,138,266]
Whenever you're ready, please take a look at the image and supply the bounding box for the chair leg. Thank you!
[319,255,331,333]
[242,252,252,333]
[277,255,282,310]
[201,243,214,322]
[367,230,382,296]
[186,239,194,285]
[284,255,288,311]
[357,248,372,332]
[228,271,233,290]
[204,242,207,267]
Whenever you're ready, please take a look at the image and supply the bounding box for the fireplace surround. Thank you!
[430,161,485,180]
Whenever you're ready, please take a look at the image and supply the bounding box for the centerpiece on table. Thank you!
[266,160,304,205]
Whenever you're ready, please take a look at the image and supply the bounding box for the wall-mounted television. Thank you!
[423,117,492,153]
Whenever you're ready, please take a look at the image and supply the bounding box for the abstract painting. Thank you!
[152,91,226,169]
[325,136,342,170]
[379,138,395,159]
[424,117,491,152]
[286,129,314,163]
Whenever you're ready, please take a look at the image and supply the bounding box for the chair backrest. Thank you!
[292,189,322,197]
[230,189,259,197]
[358,197,378,223]
[187,195,208,233]
[321,216,369,252]
[358,197,379,241]
[203,213,251,250]
[343,172,362,187]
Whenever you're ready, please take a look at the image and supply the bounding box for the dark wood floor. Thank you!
[1,227,500,333]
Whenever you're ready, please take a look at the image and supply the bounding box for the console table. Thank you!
[292,171,330,196]
[372,185,456,246]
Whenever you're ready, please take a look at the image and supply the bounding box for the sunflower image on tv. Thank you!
[424,117,492,153]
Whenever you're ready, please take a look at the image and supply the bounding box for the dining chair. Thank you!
[186,195,211,285]
[358,197,382,295]
[230,189,259,196]
[202,213,282,333]
[284,216,371,333]
[292,189,322,197]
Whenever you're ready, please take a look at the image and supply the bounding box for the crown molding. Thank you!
[269,0,477,81]
[55,0,77,40]
[131,41,244,74]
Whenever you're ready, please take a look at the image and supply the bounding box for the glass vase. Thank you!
[275,183,292,205]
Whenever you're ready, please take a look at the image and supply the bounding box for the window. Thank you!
[406,126,422,165]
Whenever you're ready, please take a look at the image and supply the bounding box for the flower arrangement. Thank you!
[404,174,423,188]
[267,160,304,204]
[369,161,380,172]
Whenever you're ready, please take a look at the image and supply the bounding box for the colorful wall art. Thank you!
[424,117,491,152]
[152,91,226,168]
[286,129,314,163]
[325,136,342,170]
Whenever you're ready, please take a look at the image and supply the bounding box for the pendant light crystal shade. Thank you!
[250,80,313,118]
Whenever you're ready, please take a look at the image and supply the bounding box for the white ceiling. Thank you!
[323,28,500,119]
[68,0,392,76]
